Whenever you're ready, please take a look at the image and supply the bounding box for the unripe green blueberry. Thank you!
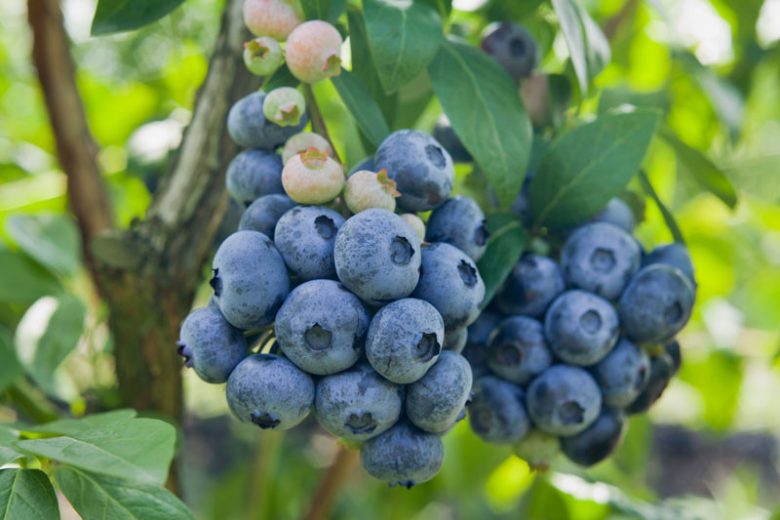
[243,37,283,76]
[282,148,344,204]
[243,0,302,40]
[344,169,399,214]
[400,214,426,242]
[282,132,333,164]
[285,21,342,83]
[512,429,560,470]
[263,87,306,127]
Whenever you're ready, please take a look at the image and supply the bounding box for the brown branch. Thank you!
[300,447,359,520]
[603,0,640,42]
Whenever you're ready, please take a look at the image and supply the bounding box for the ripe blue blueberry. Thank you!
[462,311,501,379]
[334,209,421,305]
[374,130,454,212]
[642,243,696,287]
[226,149,284,205]
[480,22,538,82]
[512,429,560,470]
[406,351,473,434]
[425,197,489,261]
[177,306,248,384]
[626,351,675,415]
[314,362,404,442]
[544,290,619,366]
[444,327,468,353]
[561,222,641,301]
[226,354,314,430]
[510,171,534,224]
[366,298,444,384]
[360,421,444,488]
[526,365,602,436]
[619,264,695,344]
[593,198,635,232]
[211,231,290,330]
[274,206,345,281]
[593,338,650,408]
[486,316,552,385]
[560,408,625,466]
[468,375,530,444]
[665,339,682,375]
[432,115,472,163]
[413,243,485,330]
[496,254,565,318]
[227,91,307,150]
[239,194,296,238]
[275,280,369,375]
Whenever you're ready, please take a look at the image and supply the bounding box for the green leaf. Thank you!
[429,40,532,207]
[551,0,610,95]
[25,410,138,436]
[6,214,80,278]
[91,0,185,36]
[418,0,452,17]
[529,110,661,229]
[331,71,391,147]
[364,0,443,94]
[680,350,743,431]
[0,469,59,520]
[0,246,62,305]
[15,415,176,485]
[300,0,347,23]
[55,467,193,520]
[0,426,21,466]
[599,87,669,115]
[0,329,22,394]
[659,128,738,208]
[477,215,528,308]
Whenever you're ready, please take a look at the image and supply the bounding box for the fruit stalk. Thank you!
[302,84,341,163]
[301,446,359,520]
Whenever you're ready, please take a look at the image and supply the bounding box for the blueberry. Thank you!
[211,231,289,330]
[462,311,502,378]
[593,198,635,232]
[468,375,530,444]
[626,351,675,414]
[560,408,625,466]
[425,197,489,261]
[275,280,369,375]
[177,307,248,383]
[366,298,444,384]
[348,156,375,176]
[239,194,296,238]
[480,22,538,82]
[665,339,682,375]
[226,149,284,205]
[227,91,307,150]
[334,209,421,305]
[561,223,641,301]
[406,351,473,434]
[273,206,345,280]
[226,354,314,430]
[444,327,468,353]
[315,362,403,442]
[544,290,619,366]
[619,264,695,344]
[413,243,485,330]
[496,254,564,318]
[526,365,602,436]
[512,429,560,470]
[642,243,696,287]
[432,116,472,163]
[510,171,534,224]
[374,130,454,212]
[360,421,444,488]
[592,338,650,408]
[486,316,552,385]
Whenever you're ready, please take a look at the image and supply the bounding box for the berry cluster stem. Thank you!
[300,446,359,520]
[302,84,341,164]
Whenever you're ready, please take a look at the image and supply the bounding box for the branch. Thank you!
[603,0,640,42]
[301,446,359,520]
[302,84,341,164]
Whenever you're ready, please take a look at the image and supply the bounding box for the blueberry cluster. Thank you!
[463,197,696,468]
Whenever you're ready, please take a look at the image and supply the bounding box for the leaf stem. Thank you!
[638,170,686,245]
[300,446,359,520]
[245,429,283,520]
[302,84,342,164]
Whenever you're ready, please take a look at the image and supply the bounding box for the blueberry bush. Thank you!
[1,0,780,518]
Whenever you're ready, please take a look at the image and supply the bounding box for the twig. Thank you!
[603,0,640,42]
[300,446,359,520]
[638,170,686,245]
[302,84,342,164]
[245,430,283,520]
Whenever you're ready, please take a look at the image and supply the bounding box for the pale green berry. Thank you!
[243,37,283,76]
[282,132,333,164]
[243,0,302,40]
[282,148,344,204]
[285,21,342,84]
[401,214,426,242]
[512,429,560,470]
[263,87,306,127]
[344,170,399,214]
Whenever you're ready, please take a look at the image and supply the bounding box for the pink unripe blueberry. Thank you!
[285,21,343,84]
[344,169,399,214]
[282,148,345,204]
[400,213,426,242]
[243,37,284,76]
[263,87,306,127]
[243,0,302,40]
[282,132,333,164]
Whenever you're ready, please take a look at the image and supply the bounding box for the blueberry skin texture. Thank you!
[593,198,635,232]
[177,307,248,384]
[561,222,641,301]
[561,408,625,466]
[374,130,455,212]
[366,298,444,384]
[487,316,552,385]
[496,254,565,318]
[626,351,675,415]
[432,117,472,163]
[481,22,538,82]
[526,365,602,436]
[239,194,296,238]
[406,351,473,433]
[444,327,468,353]
[226,149,284,205]
[211,231,290,330]
[619,264,695,344]
[360,421,444,488]
[274,206,345,281]
[227,91,307,150]
[348,156,375,176]
[643,243,696,287]
[462,311,501,378]
[226,354,314,430]
[413,242,485,330]
[334,209,421,305]
[593,338,651,408]
[275,280,370,375]
[468,376,530,444]
[315,362,404,442]
[544,290,619,366]
[425,197,489,262]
